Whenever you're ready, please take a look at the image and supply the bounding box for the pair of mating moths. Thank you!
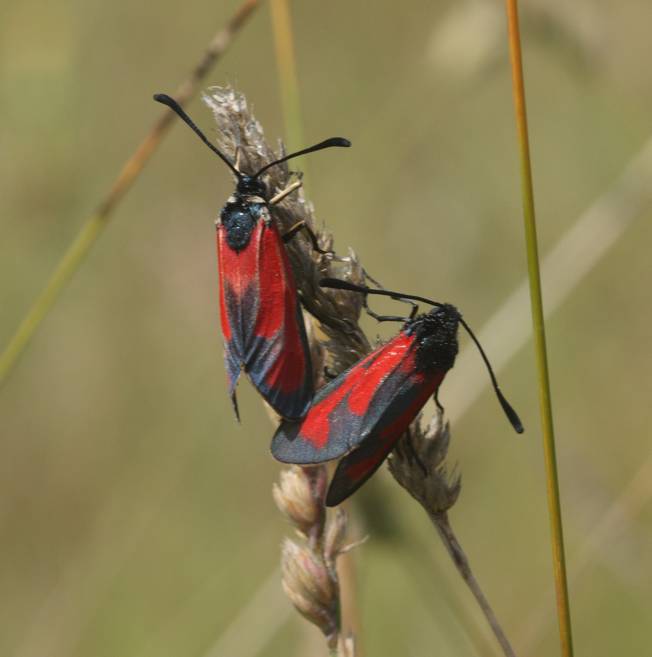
[154,94,523,507]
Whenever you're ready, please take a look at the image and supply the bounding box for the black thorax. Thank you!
[221,198,266,252]
[405,304,460,373]
[220,175,269,252]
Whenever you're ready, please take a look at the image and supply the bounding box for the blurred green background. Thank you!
[2,0,651,655]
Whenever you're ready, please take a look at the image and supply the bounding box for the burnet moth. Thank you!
[272,278,524,506]
[153,94,350,420]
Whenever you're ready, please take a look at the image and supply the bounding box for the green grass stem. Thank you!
[0,0,260,390]
[269,0,309,188]
[504,2,574,656]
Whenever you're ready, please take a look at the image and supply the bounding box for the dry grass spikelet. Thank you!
[388,408,461,514]
[274,465,358,651]
[273,466,323,536]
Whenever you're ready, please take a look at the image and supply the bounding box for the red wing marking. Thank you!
[343,374,442,481]
[216,218,312,419]
[271,332,425,466]
[325,369,446,505]
[216,224,259,296]
[297,336,414,450]
[216,223,263,345]
[216,228,232,342]
[251,224,309,396]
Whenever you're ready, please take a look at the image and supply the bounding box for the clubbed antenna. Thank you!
[154,93,349,182]
[153,93,242,178]
[254,138,351,178]
[456,317,524,434]
[319,278,524,434]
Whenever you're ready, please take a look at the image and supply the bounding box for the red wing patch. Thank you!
[271,331,444,464]
[217,216,313,420]
[324,369,445,506]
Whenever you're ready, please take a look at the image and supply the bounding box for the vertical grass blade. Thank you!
[504,2,574,656]
[269,0,307,165]
[0,0,260,390]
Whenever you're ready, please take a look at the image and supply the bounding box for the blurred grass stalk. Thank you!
[268,3,355,652]
[0,0,261,390]
[518,449,652,652]
[388,414,519,657]
[13,433,200,657]
[200,569,292,657]
[269,0,306,156]
[504,2,574,657]
[447,134,652,420]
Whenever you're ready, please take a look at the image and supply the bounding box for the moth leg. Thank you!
[282,221,333,256]
[231,389,241,423]
[362,292,414,324]
[433,389,444,413]
[362,267,419,320]
[364,301,418,322]
[323,366,338,381]
[281,221,304,243]
[364,307,407,324]
[269,180,302,205]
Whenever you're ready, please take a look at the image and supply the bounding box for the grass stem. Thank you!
[0,0,260,390]
[269,0,308,184]
[431,513,517,657]
[504,2,574,655]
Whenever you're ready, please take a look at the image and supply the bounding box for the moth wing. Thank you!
[242,219,313,419]
[272,333,428,464]
[217,224,255,413]
[217,216,313,420]
[324,367,446,506]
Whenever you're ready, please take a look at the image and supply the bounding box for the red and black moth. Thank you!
[153,94,350,420]
[272,278,524,506]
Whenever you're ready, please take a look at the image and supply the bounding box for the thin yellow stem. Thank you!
[504,2,574,656]
[269,0,308,184]
[0,0,260,389]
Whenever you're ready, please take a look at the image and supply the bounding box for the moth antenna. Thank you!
[319,278,444,309]
[153,93,241,179]
[320,278,524,434]
[254,137,351,178]
[458,318,524,434]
